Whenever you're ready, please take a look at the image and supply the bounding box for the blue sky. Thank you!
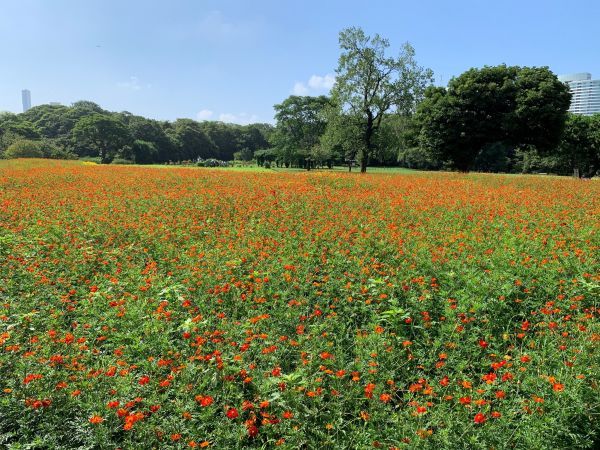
[1,0,599,124]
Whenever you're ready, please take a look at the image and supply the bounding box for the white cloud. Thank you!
[291,73,336,95]
[117,76,144,91]
[218,112,260,125]
[196,109,214,121]
[308,74,335,90]
[292,82,309,96]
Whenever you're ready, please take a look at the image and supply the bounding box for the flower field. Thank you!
[0,159,598,449]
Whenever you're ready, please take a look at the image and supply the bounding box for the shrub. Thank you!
[111,158,134,165]
[4,140,45,158]
[3,139,77,160]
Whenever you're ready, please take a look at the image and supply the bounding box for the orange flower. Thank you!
[379,393,391,403]
[89,415,103,424]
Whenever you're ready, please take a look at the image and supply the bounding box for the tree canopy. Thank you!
[72,114,132,164]
[416,65,572,172]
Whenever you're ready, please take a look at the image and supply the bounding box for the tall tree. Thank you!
[332,27,433,172]
[72,113,131,163]
[416,65,571,172]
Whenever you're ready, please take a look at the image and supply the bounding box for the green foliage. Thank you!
[72,114,132,164]
[233,147,254,161]
[272,95,332,167]
[332,26,433,172]
[169,119,217,161]
[2,139,77,160]
[3,140,45,158]
[320,105,364,164]
[416,65,571,172]
[552,113,600,177]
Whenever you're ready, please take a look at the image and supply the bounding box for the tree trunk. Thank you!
[360,157,368,173]
[362,114,374,173]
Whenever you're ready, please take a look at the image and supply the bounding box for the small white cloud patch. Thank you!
[196,109,214,121]
[291,73,335,95]
[218,112,260,125]
[117,76,144,91]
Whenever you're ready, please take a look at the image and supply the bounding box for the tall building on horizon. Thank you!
[558,73,600,116]
[21,89,31,112]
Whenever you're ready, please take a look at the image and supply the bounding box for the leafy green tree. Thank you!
[198,121,241,160]
[170,119,216,161]
[72,114,132,163]
[0,119,40,140]
[553,114,600,177]
[127,116,174,163]
[332,27,433,172]
[320,106,364,167]
[121,139,159,164]
[20,104,72,138]
[273,95,331,167]
[233,147,254,161]
[416,65,571,172]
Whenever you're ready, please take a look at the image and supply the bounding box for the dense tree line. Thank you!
[0,101,273,164]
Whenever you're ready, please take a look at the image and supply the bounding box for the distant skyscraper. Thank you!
[21,89,31,112]
[558,73,600,116]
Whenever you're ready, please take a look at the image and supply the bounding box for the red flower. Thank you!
[474,412,486,424]
[138,375,150,386]
[226,408,239,419]
[195,395,214,407]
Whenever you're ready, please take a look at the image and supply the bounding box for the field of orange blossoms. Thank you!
[0,159,598,449]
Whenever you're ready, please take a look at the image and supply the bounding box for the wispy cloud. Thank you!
[117,76,151,91]
[196,109,214,121]
[292,73,335,95]
[218,112,260,125]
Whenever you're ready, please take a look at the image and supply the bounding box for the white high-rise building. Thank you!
[558,73,600,116]
[21,89,31,112]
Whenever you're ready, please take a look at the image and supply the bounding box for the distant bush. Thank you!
[3,139,77,160]
[3,140,45,158]
[196,158,230,167]
[111,158,134,165]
